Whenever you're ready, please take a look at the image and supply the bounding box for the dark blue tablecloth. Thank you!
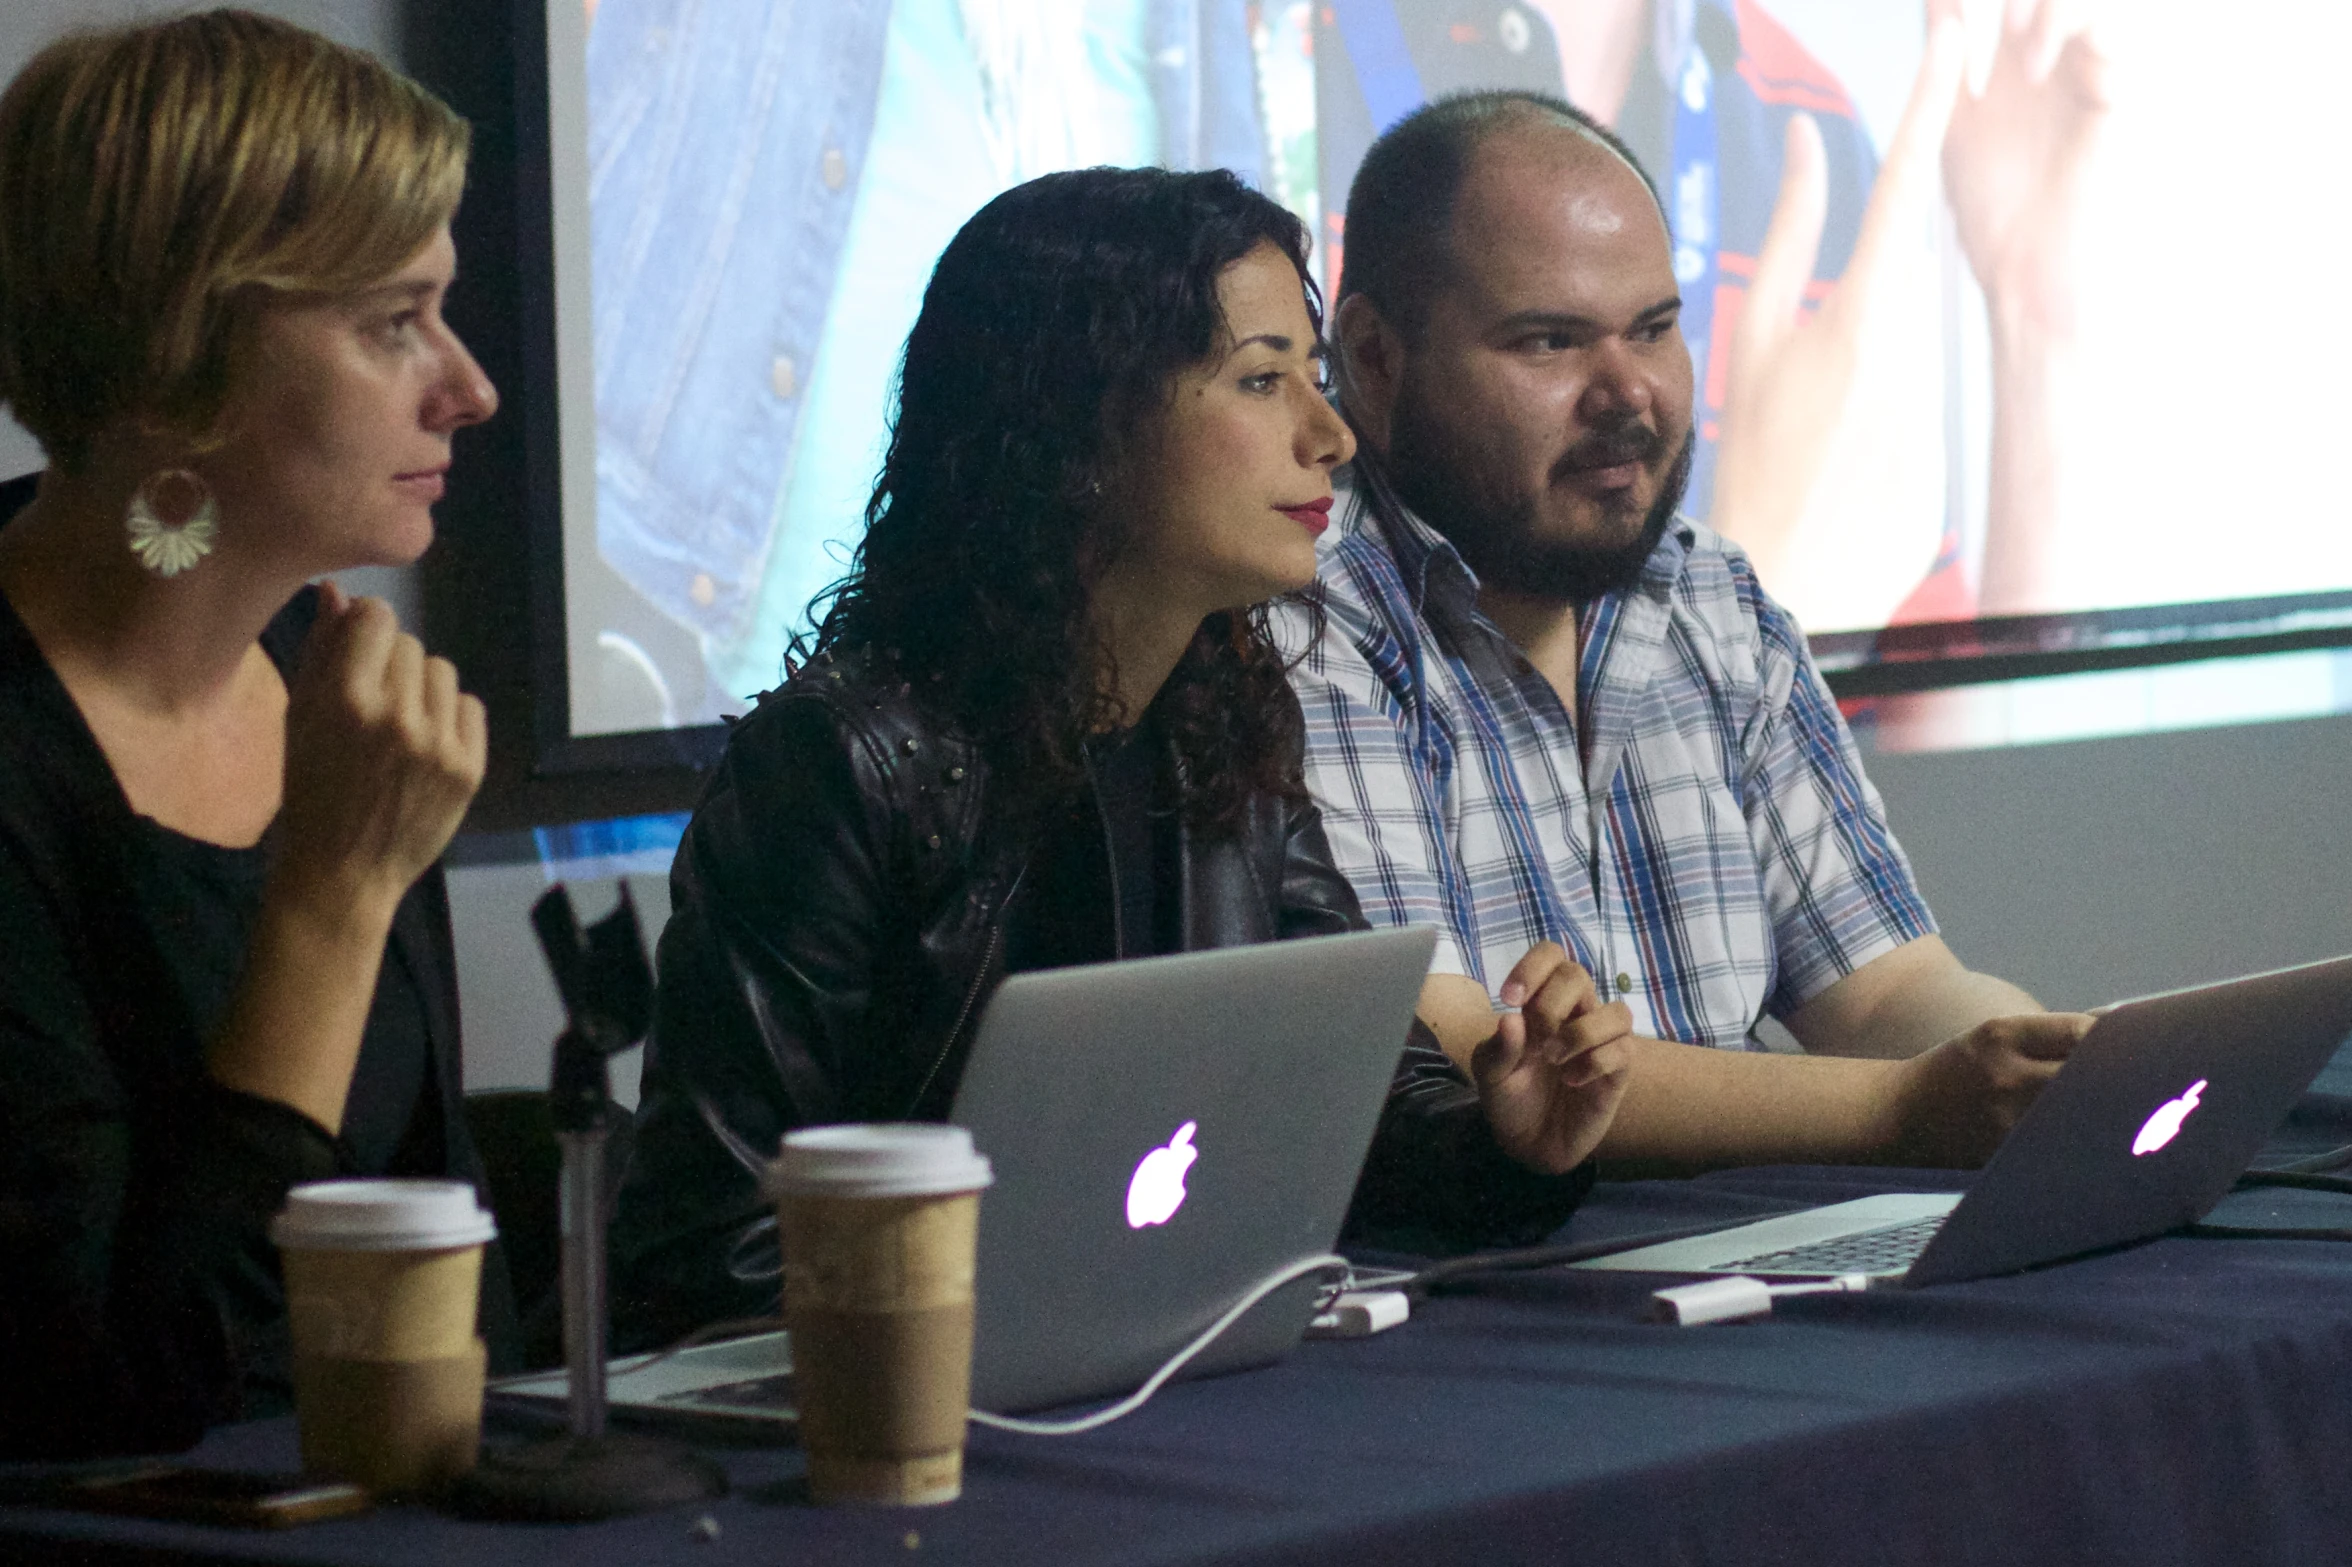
[13,1062,2352,1567]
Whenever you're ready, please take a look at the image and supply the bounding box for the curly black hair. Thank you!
[806,166,1324,835]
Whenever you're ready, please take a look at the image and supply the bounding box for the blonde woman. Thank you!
[0,11,502,1455]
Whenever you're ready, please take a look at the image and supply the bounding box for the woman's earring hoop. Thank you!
[125,469,219,578]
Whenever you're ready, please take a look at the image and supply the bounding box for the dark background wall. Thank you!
[4,0,2346,1090]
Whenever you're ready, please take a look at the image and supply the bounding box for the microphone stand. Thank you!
[552,1023,618,1442]
[459,885,726,1521]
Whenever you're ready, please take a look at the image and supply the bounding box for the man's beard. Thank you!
[1383,393,1694,604]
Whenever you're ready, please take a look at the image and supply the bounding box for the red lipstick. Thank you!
[1277,496,1333,537]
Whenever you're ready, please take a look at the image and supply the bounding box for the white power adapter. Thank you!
[1650,1273,1874,1326]
[1307,1289,1411,1338]
[1650,1276,1775,1325]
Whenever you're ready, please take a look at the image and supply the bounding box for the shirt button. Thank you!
[770,355,798,400]
[1615,972,1634,995]
[820,147,848,191]
[689,572,716,608]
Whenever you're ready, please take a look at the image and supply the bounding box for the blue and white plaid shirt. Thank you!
[1275,477,1936,1052]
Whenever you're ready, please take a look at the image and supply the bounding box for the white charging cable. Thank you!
[1648,1273,1874,1326]
[543,1254,1356,1438]
[967,1252,1348,1435]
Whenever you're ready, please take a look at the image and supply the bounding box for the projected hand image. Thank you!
[1937,0,2110,616]
[1706,18,1966,635]
[1940,0,2110,341]
[1707,0,2108,629]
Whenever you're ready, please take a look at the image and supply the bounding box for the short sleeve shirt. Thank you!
[1275,477,1936,1051]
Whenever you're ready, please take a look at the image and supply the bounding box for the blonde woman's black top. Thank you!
[0,475,511,1458]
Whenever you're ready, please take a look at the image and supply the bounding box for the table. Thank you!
[13,1059,2352,1567]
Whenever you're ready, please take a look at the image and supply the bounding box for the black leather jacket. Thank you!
[610,648,1592,1348]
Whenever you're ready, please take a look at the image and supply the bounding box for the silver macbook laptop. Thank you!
[954,925,1434,1409]
[1576,955,2352,1287]
[498,927,1436,1422]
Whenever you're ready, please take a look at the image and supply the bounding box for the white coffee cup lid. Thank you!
[765,1123,994,1200]
[269,1179,498,1252]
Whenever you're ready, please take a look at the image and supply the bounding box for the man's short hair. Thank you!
[0,10,472,472]
[1338,90,1663,341]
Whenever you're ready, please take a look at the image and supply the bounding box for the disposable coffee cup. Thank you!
[768,1124,994,1506]
[270,1179,497,1496]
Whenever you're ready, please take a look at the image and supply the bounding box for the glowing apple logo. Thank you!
[1125,1121,1198,1229]
[2132,1079,2207,1156]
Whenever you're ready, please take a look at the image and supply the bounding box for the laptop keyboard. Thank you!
[1719,1215,1949,1275]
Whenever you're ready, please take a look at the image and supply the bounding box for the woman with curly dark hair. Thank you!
[611,166,1632,1349]
[813,167,1321,840]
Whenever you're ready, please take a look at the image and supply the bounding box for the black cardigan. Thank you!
[0,473,512,1457]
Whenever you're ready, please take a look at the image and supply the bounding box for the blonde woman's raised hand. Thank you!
[272,580,486,928]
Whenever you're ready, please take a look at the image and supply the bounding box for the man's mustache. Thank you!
[1552,422,1665,480]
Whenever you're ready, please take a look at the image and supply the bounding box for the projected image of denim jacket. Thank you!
[585,0,1269,719]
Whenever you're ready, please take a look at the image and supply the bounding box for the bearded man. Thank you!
[1281,91,2088,1172]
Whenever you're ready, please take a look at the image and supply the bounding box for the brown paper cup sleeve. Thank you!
[295,1339,485,1496]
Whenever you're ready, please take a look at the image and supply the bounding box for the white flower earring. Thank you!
[124,468,219,577]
